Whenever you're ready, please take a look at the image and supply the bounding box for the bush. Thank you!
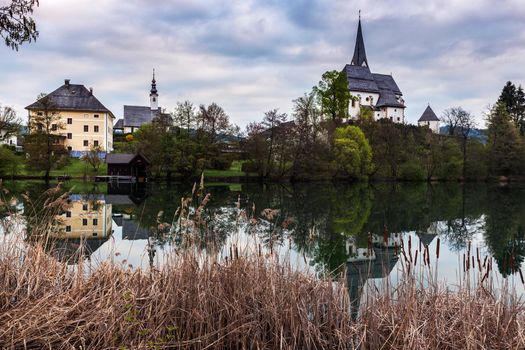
[241,160,260,174]
[439,159,462,180]
[211,154,233,170]
[0,146,20,177]
[399,161,425,181]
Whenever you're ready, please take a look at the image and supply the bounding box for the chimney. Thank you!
[89,87,93,95]
[65,79,70,86]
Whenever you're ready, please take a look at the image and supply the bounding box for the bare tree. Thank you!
[198,103,231,142]
[82,144,103,172]
[0,105,21,143]
[442,107,476,179]
[174,100,195,134]
[441,107,462,136]
[1,0,39,50]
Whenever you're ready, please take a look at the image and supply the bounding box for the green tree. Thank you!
[313,70,352,127]
[498,81,525,134]
[487,103,525,176]
[333,125,372,179]
[0,0,39,50]
[25,93,69,182]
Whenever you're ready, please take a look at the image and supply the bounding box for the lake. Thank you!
[1,180,524,304]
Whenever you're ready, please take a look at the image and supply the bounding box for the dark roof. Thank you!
[376,89,405,108]
[373,74,402,95]
[114,118,124,129]
[123,105,161,128]
[106,153,150,165]
[26,81,113,116]
[418,105,440,122]
[351,18,369,68]
[343,65,378,93]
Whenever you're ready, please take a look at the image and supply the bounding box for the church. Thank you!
[343,16,406,123]
[114,70,163,134]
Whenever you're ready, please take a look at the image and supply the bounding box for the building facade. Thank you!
[343,17,406,123]
[114,70,163,134]
[417,105,440,133]
[26,80,114,155]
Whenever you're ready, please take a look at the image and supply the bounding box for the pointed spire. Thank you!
[150,68,157,95]
[351,13,369,68]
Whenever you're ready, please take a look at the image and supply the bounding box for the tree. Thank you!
[197,103,231,143]
[313,70,352,127]
[0,146,20,177]
[81,144,103,172]
[173,100,195,134]
[0,104,21,143]
[441,107,462,136]
[1,0,39,50]
[456,107,476,179]
[486,103,525,176]
[497,81,525,134]
[25,93,69,182]
[261,109,287,177]
[333,125,372,179]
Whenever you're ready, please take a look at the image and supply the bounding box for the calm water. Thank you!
[1,180,525,300]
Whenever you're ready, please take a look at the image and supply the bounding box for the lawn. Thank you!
[19,157,107,177]
[203,160,254,178]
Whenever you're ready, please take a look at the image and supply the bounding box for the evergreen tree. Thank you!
[497,81,525,134]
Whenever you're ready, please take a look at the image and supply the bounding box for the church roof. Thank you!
[123,105,161,127]
[351,18,369,68]
[26,80,113,117]
[376,89,405,108]
[418,105,440,122]
[373,74,402,95]
[114,118,124,129]
[343,65,379,93]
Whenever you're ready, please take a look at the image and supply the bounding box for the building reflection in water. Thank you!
[52,194,112,263]
[346,229,438,320]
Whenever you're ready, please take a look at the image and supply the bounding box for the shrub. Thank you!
[211,154,233,170]
[0,146,20,177]
[241,160,259,174]
[399,161,425,181]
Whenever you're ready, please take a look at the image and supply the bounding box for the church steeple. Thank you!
[150,69,158,111]
[351,12,369,68]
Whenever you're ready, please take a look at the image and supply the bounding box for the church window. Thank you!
[351,100,356,108]
[153,97,156,102]
[394,109,397,112]
[397,117,401,121]
[365,97,369,102]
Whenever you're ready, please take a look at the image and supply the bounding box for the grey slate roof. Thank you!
[418,105,440,122]
[376,89,405,108]
[123,105,161,128]
[26,82,113,116]
[114,118,124,129]
[351,18,369,67]
[343,65,378,93]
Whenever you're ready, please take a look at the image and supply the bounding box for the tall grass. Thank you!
[1,181,525,349]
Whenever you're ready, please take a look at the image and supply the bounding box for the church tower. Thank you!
[351,13,369,68]
[150,69,158,111]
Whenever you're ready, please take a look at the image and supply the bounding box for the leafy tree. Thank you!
[197,102,231,143]
[243,122,268,177]
[0,104,21,143]
[487,103,525,176]
[498,81,525,134]
[261,109,288,177]
[81,144,103,172]
[333,125,372,179]
[313,70,351,127]
[25,93,69,182]
[174,100,195,134]
[0,0,39,50]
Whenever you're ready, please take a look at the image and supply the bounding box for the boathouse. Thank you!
[105,153,150,182]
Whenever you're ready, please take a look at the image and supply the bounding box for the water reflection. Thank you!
[2,181,525,284]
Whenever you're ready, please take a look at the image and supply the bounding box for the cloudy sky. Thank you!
[1,0,525,127]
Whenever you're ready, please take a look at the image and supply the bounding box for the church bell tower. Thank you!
[150,69,158,111]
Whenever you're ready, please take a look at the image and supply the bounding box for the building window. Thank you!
[67,133,72,139]
[94,114,99,118]
[83,140,89,147]
[92,232,98,237]
[66,225,71,232]
[67,146,72,151]
[365,97,369,102]
[84,125,89,132]
[37,124,43,131]
[93,218,98,226]
[394,109,397,112]
[397,117,401,121]
[66,211,71,218]
[82,219,88,226]
[351,100,356,108]
[83,203,88,211]
[153,97,156,102]
[94,140,99,147]
[94,125,99,132]
[37,112,43,116]
[67,118,72,124]
[51,124,57,131]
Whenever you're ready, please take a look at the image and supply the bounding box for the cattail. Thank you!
[472,255,475,270]
[463,254,466,272]
[483,255,488,269]
[408,235,412,253]
[414,250,418,266]
[436,238,440,259]
[519,269,525,285]
[476,248,481,270]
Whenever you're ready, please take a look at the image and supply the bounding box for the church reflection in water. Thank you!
[346,229,438,319]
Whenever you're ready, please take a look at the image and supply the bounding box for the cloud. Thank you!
[0,0,524,127]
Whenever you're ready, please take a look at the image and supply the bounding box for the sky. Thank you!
[1,0,525,128]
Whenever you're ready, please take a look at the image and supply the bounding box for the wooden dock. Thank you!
[95,175,135,183]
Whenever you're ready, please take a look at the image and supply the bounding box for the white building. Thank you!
[417,105,440,133]
[342,16,406,123]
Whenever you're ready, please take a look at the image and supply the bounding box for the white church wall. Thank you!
[349,91,380,119]
[418,120,440,133]
[385,107,404,123]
